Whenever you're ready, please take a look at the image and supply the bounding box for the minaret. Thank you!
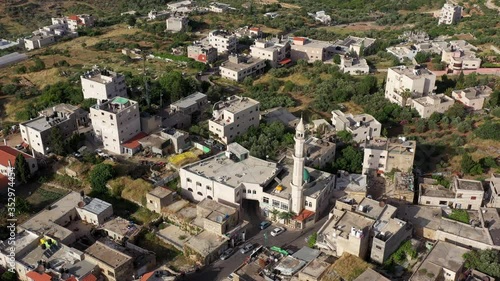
[291,117,306,214]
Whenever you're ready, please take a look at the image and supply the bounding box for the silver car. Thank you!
[240,243,254,254]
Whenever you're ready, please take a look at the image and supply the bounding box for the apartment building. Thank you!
[250,38,291,68]
[234,26,262,38]
[362,137,416,175]
[385,65,436,107]
[331,110,381,143]
[452,86,493,111]
[419,177,484,210]
[334,36,376,56]
[309,11,331,25]
[166,16,189,32]
[170,92,208,115]
[208,95,260,143]
[209,2,232,13]
[410,241,468,281]
[81,69,127,102]
[52,14,95,31]
[24,17,80,50]
[438,3,462,25]
[20,104,88,155]
[207,30,237,53]
[305,137,336,169]
[187,42,218,63]
[167,0,195,13]
[412,94,455,118]
[90,97,141,154]
[488,174,500,208]
[23,35,57,50]
[219,54,266,82]
[339,54,369,75]
[386,46,418,62]
[0,146,38,177]
[290,37,334,63]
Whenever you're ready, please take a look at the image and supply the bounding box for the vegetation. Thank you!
[448,209,470,224]
[308,232,318,248]
[463,249,500,278]
[137,232,181,263]
[461,154,483,176]
[14,154,30,184]
[333,145,363,174]
[89,163,115,194]
[384,240,417,270]
[474,121,500,141]
[236,122,294,160]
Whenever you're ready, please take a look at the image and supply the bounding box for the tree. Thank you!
[50,127,65,155]
[278,211,296,224]
[414,52,431,63]
[333,145,363,173]
[461,154,482,175]
[415,119,427,133]
[488,90,500,107]
[270,209,280,222]
[29,57,45,72]
[14,153,30,184]
[159,71,190,102]
[1,84,18,95]
[0,271,17,281]
[89,163,115,194]
[456,71,465,89]
[336,130,353,143]
[445,103,467,120]
[463,249,500,278]
[126,15,136,26]
[401,88,412,107]
[308,232,318,248]
[474,121,500,141]
[333,54,341,64]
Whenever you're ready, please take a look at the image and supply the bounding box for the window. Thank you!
[280,202,288,210]
[108,271,114,277]
[439,201,447,205]
[207,196,213,200]
[187,178,192,183]
[196,182,202,186]
[369,154,374,158]
[471,196,477,200]
[197,192,203,196]
[247,189,251,194]
[263,197,269,204]
[206,186,212,190]
[309,202,312,207]
[253,190,256,194]
[375,245,382,250]
[272,200,280,207]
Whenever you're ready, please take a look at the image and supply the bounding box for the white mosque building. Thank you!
[179,118,336,228]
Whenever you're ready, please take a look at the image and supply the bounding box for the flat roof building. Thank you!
[290,37,335,63]
[452,85,493,111]
[334,36,376,56]
[385,65,436,107]
[332,110,381,143]
[101,216,142,243]
[305,137,336,169]
[187,42,217,63]
[207,30,237,54]
[339,55,369,75]
[488,173,500,208]
[438,3,462,25]
[208,95,260,143]
[220,54,266,82]
[170,92,208,115]
[81,69,127,102]
[250,38,291,68]
[166,16,189,32]
[261,107,299,128]
[412,94,455,118]
[362,137,416,175]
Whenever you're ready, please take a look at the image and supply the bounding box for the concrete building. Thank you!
[0,38,19,50]
[20,104,88,155]
[24,19,79,50]
[297,253,332,281]
[305,137,336,169]
[234,26,262,38]
[170,92,208,115]
[183,231,229,265]
[220,54,266,82]
[309,11,331,24]
[52,14,95,31]
[333,171,368,204]
[160,128,189,153]
[354,268,390,281]
[187,42,218,63]
[419,177,484,210]
[250,38,291,68]
[412,94,455,118]
[261,107,299,128]
[208,95,260,144]
[180,120,336,228]
[399,31,430,43]
[166,16,189,32]
[197,198,239,235]
[90,97,141,154]
[438,3,462,25]
[362,137,416,175]
[452,86,493,111]
[81,69,127,102]
[146,187,174,213]
[411,241,468,281]
[85,238,156,281]
[207,30,237,54]
[290,37,335,63]
[101,216,142,243]
[24,35,57,50]
[76,197,113,225]
[334,36,376,56]
[386,46,418,62]
[167,0,195,13]
[0,146,38,177]
[331,110,381,143]
[488,174,500,208]
[339,54,369,75]
[441,40,481,72]
[385,65,436,107]
[209,2,231,13]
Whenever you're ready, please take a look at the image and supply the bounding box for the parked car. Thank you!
[270,227,285,237]
[240,243,254,254]
[73,152,82,158]
[220,248,235,260]
[260,221,271,230]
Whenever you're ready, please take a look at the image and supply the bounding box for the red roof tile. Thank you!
[293,37,306,42]
[64,277,77,281]
[122,132,148,149]
[67,15,79,21]
[249,27,260,31]
[140,272,155,281]
[80,275,97,281]
[279,58,292,65]
[0,146,32,168]
[26,271,52,281]
[294,209,315,222]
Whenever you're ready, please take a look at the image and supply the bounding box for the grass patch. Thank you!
[323,253,372,281]
[27,186,67,213]
[448,209,470,224]
[108,176,154,204]
[52,174,83,190]
[131,207,160,225]
[137,232,181,263]
[168,150,199,167]
[383,240,417,271]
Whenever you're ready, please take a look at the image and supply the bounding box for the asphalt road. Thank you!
[183,200,328,281]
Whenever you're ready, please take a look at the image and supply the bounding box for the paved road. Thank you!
[183,200,328,281]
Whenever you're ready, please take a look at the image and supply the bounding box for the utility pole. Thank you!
[142,51,150,108]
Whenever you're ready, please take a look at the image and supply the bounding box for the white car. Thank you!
[270,227,285,237]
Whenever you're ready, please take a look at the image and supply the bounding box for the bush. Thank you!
[474,121,500,140]
[308,232,317,248]
[463,249,500,278]
[89,163,115,194]
[448,209,470,224]
[29,57,45,72]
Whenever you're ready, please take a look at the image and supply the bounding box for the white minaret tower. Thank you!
[291,117,306,214]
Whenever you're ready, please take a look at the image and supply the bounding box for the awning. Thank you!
[279,58,292,65]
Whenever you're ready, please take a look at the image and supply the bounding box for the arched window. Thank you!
[197,192,203,196]
[207,196,213,200]
[188,188,193,192]
[253,190,256,194]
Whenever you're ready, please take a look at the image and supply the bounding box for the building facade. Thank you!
[81,69,127,102]
[90,97,141,154]
[290,37,334,63]
[208,95,260,144]
[385,65,436,107]
[362,137,416,175]
[411,94,455,118]
[207,30,237,54]
[488,174,500,208]
[452,86,493,111]
[170,92,208,115]
[220,55,266,82]
[438,3,462,25]
[0,146,38,176]
[187,43,218,63]
[250,38,291,68]
[331,110,381,143]
[166,16,189,32]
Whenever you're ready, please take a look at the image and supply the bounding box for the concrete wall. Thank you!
[146,192,174,213]
[370,224,412,264]
[84,254,134,281]
[208,102,260,144]
[81,75,126,101]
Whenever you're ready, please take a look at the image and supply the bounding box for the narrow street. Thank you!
[183,200,328,281]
